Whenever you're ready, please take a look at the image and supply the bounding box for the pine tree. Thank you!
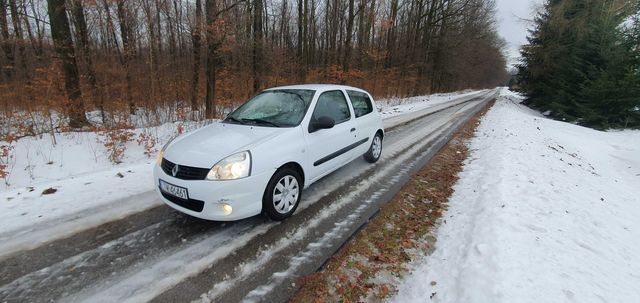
[577,1,638,127]
[517,0,640,129]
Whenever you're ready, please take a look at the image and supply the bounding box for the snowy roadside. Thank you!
[377,90,480,120]
[0,89,485,239]
[392,90,640,302]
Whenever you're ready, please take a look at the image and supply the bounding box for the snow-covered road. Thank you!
[0,90,497,302]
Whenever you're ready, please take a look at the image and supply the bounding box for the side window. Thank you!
[311,90,351,124]
[347,90,373,118]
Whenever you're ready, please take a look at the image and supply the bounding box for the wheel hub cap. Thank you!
[273,175,299,214]
[372,136,382,158]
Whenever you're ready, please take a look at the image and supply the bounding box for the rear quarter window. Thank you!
[347,90,374,118]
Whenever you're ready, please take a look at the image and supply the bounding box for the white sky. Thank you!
[495,0,545,67]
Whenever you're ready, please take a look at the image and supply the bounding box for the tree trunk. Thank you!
[30,0,45,57]
[47,0,88,128]
[204,0,219,119]
[252,0,264,92]
[154,0,163,55]
[356,0,365,69]
[386,0,398,67]
[71,0,104,122]
[308,0,316,65]
[330,0,338,65]
[342,0,355,73]
[21,2,41,60]
[302,0,308,65]
[9,0,27,77]
[142,0,159,109]
[101,0,121,57]
[116,0,135,114]
[296,0,306,81]
[190,0,202,111]
[0,0,13,80]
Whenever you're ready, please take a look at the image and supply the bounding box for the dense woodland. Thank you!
[517,0,640,129]
[0,0,507,128]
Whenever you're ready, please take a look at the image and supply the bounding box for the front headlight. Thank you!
[206,151,251,180]
[156,150,164,166]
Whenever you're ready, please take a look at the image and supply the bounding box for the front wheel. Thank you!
[262,168,302,220]
[364,133,383,163]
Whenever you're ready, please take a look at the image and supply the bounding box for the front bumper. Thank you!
[153,164,274,221]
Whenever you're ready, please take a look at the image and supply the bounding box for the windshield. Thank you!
[225,89,315,127]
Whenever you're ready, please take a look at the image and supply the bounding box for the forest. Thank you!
[0,0,507,129]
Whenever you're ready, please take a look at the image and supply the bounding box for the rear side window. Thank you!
[312,90,351,124]
[347,90,373,118]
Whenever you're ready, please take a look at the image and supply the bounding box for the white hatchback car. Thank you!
[153,84,384,221]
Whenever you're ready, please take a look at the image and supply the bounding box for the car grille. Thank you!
[161,158,210,180]
[160,191,205,212]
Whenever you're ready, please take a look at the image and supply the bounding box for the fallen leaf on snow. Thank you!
[41,187,57,195]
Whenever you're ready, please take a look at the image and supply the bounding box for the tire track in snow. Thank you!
[0,213,266,302]
[62,220,273,303]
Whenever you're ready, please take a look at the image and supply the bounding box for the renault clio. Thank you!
[153,84,384,221]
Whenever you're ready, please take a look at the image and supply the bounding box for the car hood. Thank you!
[163,122,283,168]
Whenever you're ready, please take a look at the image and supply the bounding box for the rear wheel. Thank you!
[364,132,383,163]
[262,168,302,220]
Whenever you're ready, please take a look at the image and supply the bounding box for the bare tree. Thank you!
[8,0,27,77]
[70,0,103,122]
[204,0,219,119]
[0,0,13,79]
[191,0,203,110]
[342,0,356,73]
[252,0,263,92]
[116,0,135,114]
[47,0,88,128]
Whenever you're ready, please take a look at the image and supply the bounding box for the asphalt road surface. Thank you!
[0,89,497,303]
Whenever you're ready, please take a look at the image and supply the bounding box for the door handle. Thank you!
[350,128,356,132]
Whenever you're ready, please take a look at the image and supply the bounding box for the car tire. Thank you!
[262,167,302,221]
[364,132,383,163]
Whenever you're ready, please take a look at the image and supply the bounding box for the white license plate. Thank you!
[159,180,188,200]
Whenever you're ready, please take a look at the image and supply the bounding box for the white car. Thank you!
[153,84,384,221]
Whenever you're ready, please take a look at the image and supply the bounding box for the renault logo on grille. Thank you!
[172,164,179,177]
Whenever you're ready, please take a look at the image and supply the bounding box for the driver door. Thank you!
[305,90,358,182]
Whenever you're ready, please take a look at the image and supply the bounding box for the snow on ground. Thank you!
[0,90,481,236]
[0,122,206,235]
[377,90,479,120]
[392,89,640,303]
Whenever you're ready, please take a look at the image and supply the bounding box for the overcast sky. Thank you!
[495,0,545,67]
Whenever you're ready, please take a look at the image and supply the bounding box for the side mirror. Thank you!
[309,116,335,133]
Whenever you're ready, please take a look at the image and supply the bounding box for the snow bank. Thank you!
[0,122,203,239]
[377,90,479,120]
[392,89,640,302]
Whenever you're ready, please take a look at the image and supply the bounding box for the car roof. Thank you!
[264,84,368,93]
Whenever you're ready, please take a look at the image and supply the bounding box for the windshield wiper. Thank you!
[241,118,281,127]
[225,116,243,124]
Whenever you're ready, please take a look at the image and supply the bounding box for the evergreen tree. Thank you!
[517,0,640,129]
